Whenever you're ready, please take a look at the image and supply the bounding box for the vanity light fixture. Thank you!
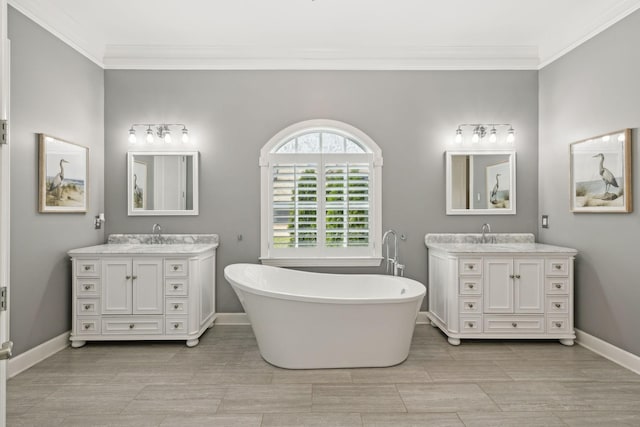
[128,123,190,145]
[454,123,515,145]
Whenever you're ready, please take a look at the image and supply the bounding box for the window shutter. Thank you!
[324,162,370,248]
[271,163,319,248]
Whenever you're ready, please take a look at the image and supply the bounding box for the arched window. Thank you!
[260,119,383,267]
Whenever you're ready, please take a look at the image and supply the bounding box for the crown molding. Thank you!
[538,0,640,69]
[8,0,104,67]
[103,45,540,70]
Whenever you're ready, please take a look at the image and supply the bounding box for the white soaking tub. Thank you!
[224,263,426,369]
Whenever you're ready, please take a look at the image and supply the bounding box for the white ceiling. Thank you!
[8,0,640,70]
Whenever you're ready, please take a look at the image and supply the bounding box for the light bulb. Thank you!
[164,130,172,143]
[181,128,189,143]
[489,127,497,143]
[602,135,610,142]
[454,128,462,144]
[506,127,515,144]
[128,128,137,144]
[472,131,480,143]
[618,134,625,142]
[146,127,154,143]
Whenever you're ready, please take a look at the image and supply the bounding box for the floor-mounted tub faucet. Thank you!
[152,223,162,244]
[382,229,405,277]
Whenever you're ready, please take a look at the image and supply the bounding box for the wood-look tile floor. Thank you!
[8,325,640,426]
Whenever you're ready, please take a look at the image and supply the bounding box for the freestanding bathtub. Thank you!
[224,263,426,369]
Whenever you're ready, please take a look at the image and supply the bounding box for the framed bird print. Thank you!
[570,129,632,213]
[38,134,88,213]
[485,160,511,209]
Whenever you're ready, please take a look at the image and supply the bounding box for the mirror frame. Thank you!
[445,150,516,215]
[127,151,199,216]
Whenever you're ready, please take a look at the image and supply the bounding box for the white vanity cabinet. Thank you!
[426,234,577,346]
[69,234,218,348]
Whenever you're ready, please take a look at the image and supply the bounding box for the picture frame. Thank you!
[485,160,511,209]
[38,134,88,213]
[570,129,632,213]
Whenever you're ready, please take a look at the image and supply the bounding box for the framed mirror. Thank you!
[446,150,516,215]
[127,151,199,216]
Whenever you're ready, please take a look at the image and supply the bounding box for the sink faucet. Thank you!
[481,223,491,244]
[382,229,405,276]
[152,223,162,244]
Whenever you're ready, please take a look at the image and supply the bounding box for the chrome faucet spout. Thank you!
[481,223,491,244]
[152,223,162,244]
[382,229,404,276]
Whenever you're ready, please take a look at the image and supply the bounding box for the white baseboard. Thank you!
[575,328,640,375]
[416,311,430,324]
[8,331,70,378]
[214,312,250,325]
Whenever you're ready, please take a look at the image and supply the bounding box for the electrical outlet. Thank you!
[541,215,549,229]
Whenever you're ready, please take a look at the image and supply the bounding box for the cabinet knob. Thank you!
[126,275,132,280]
[468,265,474,270]
[515,274,521,279]
[84,284,91,290]
[84,304,91,310]
[173,284,179,290]
[468,303,474,309]
[173,265,179,271]
[554,283,562,289]
[512,322,518,328]
[84,265,91,271]
[554,303,562,308]
[555,264,562,270]
[468,284,474,289]
[132,275,138,280]
[173,323,180,329]
[555,322,563,328]
[174,304,179,310]
[129,324,135,329]
[468,322,475,328]
[509,274,515,279]
[84,324,91,330]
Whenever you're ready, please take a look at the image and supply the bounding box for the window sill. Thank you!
[260,257,383,268]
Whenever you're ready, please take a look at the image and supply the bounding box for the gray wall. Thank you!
[9,7,104,355]
[539,10,640,355]
[105,70,539,312]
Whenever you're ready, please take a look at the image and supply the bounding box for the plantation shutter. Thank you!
[271,161,319,249]
[324,161,371,248]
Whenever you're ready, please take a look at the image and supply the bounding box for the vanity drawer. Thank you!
[484,315,545,333]
[76,279,101,298]
[77,299,100,316]
[165,298,188,315]
[546,259,569,277]
[76,317,100,335]
[165,259,189,277]
[76,259,101,277]
[165,316,188,334]
[459,258,482,276]
[459,297,482,314]
[165,278,189,296]
[546,296,569,314]
[102,317,163,334]
[459,278,482,295]
[460,315,483,333]
[546,278,569,294]
[547,316,571,334]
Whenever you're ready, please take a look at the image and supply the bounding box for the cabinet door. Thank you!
[102,258,132,314]
[514,258,544,313]
[132,258,163,315]
[483,258,514,313]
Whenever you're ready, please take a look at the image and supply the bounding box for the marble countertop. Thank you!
[68,243,218,255]
[68,233,219,256]
[424,233,577,254]
[425,242,577,254]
